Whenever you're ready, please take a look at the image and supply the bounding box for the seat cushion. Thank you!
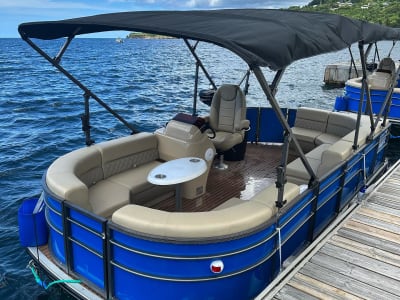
[325,112,357,137]
[108,161,162,194]
[291,127,321,152]
[251,182,300,214]
[212,131,244,152]
[89,180,130,218]
[294,107,329,132]
[315,132,341,145]
[94,132,159,178]
[286,157,320,185]
[317,140,353,177]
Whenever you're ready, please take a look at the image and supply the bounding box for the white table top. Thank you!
[147,157,207,185]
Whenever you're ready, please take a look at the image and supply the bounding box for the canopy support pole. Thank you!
[54,35,75,64]
[82,92,94,146]
[348,47,358,79]
[365,43,374,61]
[238,69,251,95]
[360,42,375,128]
[184,39,217,90]
[270,69,285,97]
[253,67,317,189]
[192,61,200,115]
[388,41,397,57]
[353,41,374,149]
[19,35,139,138]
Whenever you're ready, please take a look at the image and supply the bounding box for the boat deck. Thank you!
[153,142,288,212]
[257,160,400,300]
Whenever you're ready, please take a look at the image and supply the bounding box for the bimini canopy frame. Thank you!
[18,9,400,70]
[19,9,400,206]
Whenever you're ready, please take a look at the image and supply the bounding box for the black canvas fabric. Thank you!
[18,9,400,70]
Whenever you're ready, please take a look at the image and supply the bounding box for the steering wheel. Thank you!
[200,123,216,139]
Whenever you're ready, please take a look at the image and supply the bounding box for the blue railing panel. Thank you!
[71,241,105,289]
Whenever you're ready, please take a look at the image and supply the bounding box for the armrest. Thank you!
[202,116,210,123]
[238,119,250,130]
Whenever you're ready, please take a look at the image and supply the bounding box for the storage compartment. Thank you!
[18,197,48,247]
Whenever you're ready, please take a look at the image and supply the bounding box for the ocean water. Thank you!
[0,37,399,299]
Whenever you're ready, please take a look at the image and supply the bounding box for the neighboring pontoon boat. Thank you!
[335,57,400,122]
[18,9,400,300]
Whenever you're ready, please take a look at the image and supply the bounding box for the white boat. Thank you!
[17,9,400,299]
[324,61,375,86]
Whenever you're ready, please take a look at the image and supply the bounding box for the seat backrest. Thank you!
[294,107,329,132]
[377,57,396,75]
[209,84,247,133]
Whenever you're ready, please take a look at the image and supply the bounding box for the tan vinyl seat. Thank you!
[369,57,396,90]
[209,84,249,152]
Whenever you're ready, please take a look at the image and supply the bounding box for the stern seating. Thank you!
[46,131,213,218]
[46,133,170,218]
[111,183,300,240]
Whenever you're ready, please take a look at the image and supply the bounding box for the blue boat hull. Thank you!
[335,79,400,120]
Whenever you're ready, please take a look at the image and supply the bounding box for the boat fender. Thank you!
[357,185,367,202]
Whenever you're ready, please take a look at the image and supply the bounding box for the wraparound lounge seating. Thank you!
[46,133,172,218]
[46,130,214,218]
[287,108,382,185]
[111,183,300,239]
[291,107,363,152]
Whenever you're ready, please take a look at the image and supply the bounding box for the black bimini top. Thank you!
[18,9,400,70]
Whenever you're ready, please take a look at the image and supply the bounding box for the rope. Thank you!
[28,260,81,290]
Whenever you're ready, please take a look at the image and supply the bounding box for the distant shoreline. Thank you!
[126,32,175,39]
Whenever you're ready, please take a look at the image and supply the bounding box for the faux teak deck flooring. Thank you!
[267,162,400,300]
[153,143,286,212]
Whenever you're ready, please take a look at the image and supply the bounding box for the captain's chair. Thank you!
[377,57,396,76]
[368,57,396,90]
[208,84,249,169]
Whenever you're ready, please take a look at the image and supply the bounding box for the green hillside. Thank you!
[290,0,400,27]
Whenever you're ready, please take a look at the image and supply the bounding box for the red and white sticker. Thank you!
[210,260,224,274]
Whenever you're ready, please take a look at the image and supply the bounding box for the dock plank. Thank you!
[343,219,400,245]
[318,242,400,281]
[274,284,320,300]
[351,212,400,235]
[337,227,400,256]
[259,161,400,300]
[300,262,400,300]
[361,202,400,218]
[289,273,362,300]
[357,206,400,226]
[311,249,400,296]
[369,193,400,210]
[329,234,400,268]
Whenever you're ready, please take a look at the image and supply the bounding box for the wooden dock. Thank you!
[257,160,400,300]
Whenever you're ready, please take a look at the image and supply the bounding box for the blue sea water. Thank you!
[0,37,399,299]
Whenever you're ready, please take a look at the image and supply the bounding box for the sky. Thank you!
[0,0,310,38]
